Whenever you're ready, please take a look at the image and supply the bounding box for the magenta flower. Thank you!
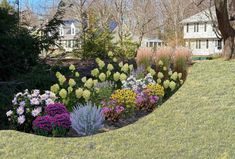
[45,103,68,117]
[33,115,54,132]
[52,113,71,129]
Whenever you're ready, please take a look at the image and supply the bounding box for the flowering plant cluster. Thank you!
[6,89,57,132]
[101,100,125,122]
[146,60,184,98]
[50,55,134,111]
[122,73,156,92]
[111,89,136,116]
[33,103,71,137]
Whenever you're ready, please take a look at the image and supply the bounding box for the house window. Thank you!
[186,23,189,32]
[146,42,148,47]
[196,40,198,49]
[206,39,209,49]
[71,26,76,35]
[204,23,207,32]
[149,42,153,47]
[197,23,199,32]
[194,23,196,32]
[199,40,201,49]
[217,39,222,50]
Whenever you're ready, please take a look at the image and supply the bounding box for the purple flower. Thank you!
[52,113,71,129]
[33,115,54,132]
[136,95,144,104]
[149,95,159,104]
[101,107,112,114]
[115,106,124,113]
[45,103,68,117]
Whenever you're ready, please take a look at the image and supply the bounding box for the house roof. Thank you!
[181,7,217,24]
[62,19,79,26]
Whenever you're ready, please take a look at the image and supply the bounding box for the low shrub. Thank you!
[33,103,71,137]
[101,100,125,122]
[6,89,57,132]
[70,102,104,136]
[111,89,136,116]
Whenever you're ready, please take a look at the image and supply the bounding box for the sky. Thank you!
[8,0,56,14]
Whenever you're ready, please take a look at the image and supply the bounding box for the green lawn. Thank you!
[0,60,235,159]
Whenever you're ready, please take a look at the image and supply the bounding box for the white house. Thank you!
[141,37,165,48]
[181,7,223,55]
[58,19,80,52]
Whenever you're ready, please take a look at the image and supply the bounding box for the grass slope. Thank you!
[0,60,235,159]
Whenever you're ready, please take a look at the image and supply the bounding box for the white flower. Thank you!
[18,115,25,125]
[46,98,54,106]
[49,92,56,99]
[19,101,26,107]
[12,98,17,105]
[30,98,40,105]
[6,110,13,117]
[32,89,40,97]
[15,92,22,97]
[40,94,48,101]
[31,107,42,117]
[17,106,24,115]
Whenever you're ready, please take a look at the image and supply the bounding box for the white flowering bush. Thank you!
[6,89,57,132]
[122,73,156,92]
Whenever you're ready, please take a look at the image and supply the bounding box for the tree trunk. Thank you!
[224,36,235,59]
[214,0,235,59]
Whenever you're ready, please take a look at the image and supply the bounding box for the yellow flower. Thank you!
[106,70,111,77]
[68,79,76,87]
[163,67,167,71]
[119,61,123,67]
[169,81,176,91]
[157,79,161,84]
[98,60,105,69]
[158,60,163,66]
[146,84,164,97]
[178,73,182,79]
[168,71,173,76]
[82,89,91,101]
[180,80,184,85]
[50,84,60,93]
[163,80,170,89]
[58,75,66,85]
[95,58,101,63]
[111,89,136,108]
[157,72,164,79]
[107,64,114,71]
[56,71,62,78]
[75,72,80,77]
[75,88,83,99]
[99,73,106,82]
[113,57,117,62]
[108,51,113,57]
[113,72,120,81]
[84,78,93,89]
[59,89,67,99]
[81,77,87,83]
[69,64,76,71]
[148,68,156,76]
[120,73,127,81]
[68,86,73,94]
[171,72,178,81]
[121,63,129,73]
[91,68,99,77]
